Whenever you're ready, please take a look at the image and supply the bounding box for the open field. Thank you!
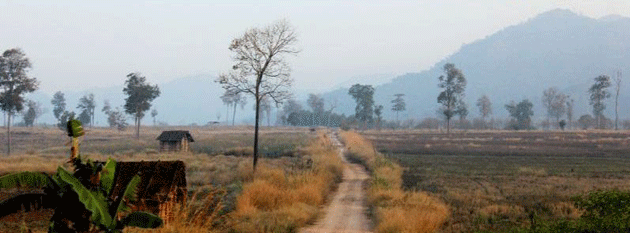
[361,130,630,232]
[0,126,317,232]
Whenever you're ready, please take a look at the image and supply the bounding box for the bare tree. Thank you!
[615,71,622,130]
[542,87,567,129]
[0,48,39,155]
[216,19,299,171]
[476,95,492,120]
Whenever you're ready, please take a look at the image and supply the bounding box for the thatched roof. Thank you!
[156,130,194,142]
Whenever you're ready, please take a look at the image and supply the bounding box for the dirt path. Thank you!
[300,132,373,233]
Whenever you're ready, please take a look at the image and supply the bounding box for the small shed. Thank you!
[157,130,194,152]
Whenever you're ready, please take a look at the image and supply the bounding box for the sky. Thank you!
[0,0,629,94]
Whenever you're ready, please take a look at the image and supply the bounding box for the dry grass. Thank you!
[364,130,630,232]
[339,131,449,233]
[1,126,319,232]
[229,132,344,233]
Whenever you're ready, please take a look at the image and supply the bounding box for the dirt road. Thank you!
[300,132,373,233]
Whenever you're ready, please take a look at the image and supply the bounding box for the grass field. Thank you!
[361,130,630,233]
[0,125,317,233]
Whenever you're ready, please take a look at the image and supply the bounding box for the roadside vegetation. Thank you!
[0,127,342,233]
[363,129,630,233]
[339,131,449,233]
[228,132,343,232]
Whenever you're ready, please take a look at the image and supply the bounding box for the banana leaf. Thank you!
[66,117,84,138]
[101,158,117,195]
[56,167,114,228]
[114,175,141,216]
[0,172,52,190]
[120,211,163,228]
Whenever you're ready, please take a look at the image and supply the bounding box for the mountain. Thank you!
[323,9,630,122]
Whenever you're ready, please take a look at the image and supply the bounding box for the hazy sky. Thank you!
[1,0,629,94]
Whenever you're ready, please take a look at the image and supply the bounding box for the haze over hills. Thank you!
[19,9,630,127]
[324,9,630,122]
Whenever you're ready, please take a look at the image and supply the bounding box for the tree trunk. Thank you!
[6,113,10,155]
[136,116,140,140]
[615,90,619,130]
[253,89,261,172]
[446,118,450,134]
[233,103,237,126]
[226,105,230,125]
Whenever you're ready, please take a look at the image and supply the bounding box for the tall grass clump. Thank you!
[339,131,450,233]
[229,133,343,233]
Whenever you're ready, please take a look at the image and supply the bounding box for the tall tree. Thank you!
[505,99,534,130]
[348,84,375,126]
[220,90,234,125]
[374,104,383,129]
[216,19,298,171]
[307,94,324,126]
[51,91,66,122]
[102,100,111,115]
[589,75,611,129]
[566,97,574,130]
[123,72,160,139]
[22,100,42,127]
[0,48,39,155]
[151,109,158,126]
[232,93,247,126]
[437,63,467,134]
[325,98,338,127]
[280,98,302,125]
[77,93,95,127]
[476,95,492,121]
[391,93,406,123]
[542,87,567,129]
[614,71,622,130]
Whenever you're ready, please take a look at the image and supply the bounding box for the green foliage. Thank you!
[51,91,66,121]
[120,211,163,228]
[348,84,375,123]
[505,99,534,130]
[0,171,52,190]
[123,72,160,121]
[115,175,141,216]
[589,75,611,129]
[66,116,85,138]
[56,167,114,228]
[101,158,117,195]
[517,190,630,233]
[0,118,163,232]
[0,48,39,115]
[437,63,467,124]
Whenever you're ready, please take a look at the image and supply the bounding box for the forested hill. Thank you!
[324,9,630,121]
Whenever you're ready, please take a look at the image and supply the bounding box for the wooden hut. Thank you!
[157,130,194,152]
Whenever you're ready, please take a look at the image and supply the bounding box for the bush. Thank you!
[522,190,630,233]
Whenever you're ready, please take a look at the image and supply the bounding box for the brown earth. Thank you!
[300,132,373,233]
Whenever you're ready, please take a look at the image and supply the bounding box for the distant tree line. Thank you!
[336,63,625,132]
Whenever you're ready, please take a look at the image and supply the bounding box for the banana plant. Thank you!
[0,117,163,232]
